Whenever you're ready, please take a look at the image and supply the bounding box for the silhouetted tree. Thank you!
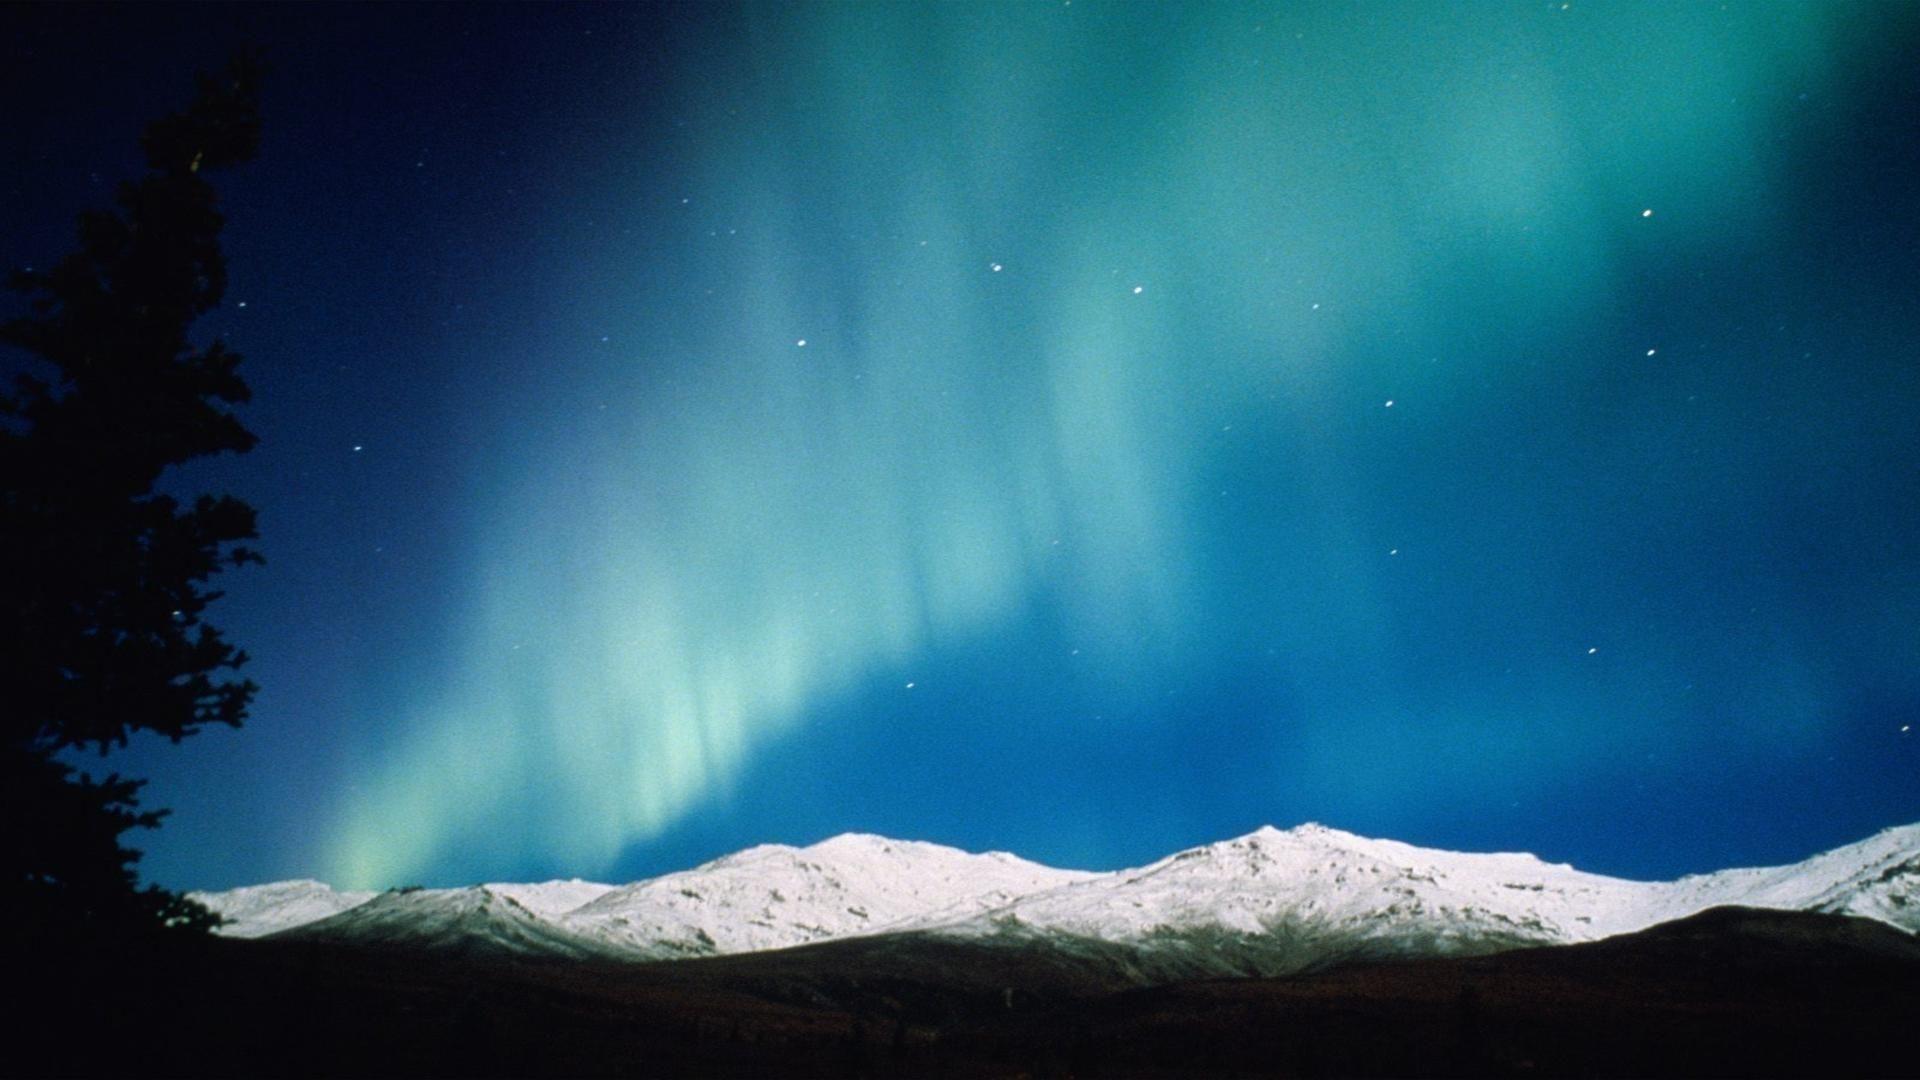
[1,55,263,941]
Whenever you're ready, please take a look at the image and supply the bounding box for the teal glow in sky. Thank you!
[9,2,1916,890]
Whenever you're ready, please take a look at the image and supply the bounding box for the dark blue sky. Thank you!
[6,2,1917,891]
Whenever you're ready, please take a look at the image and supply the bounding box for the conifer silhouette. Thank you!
[2,54,263,940]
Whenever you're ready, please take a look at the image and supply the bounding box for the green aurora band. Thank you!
[327,3,1883,887]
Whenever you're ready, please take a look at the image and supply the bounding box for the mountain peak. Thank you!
[559,831,1093,958]
[484,878,616,918]
[275,884,613,959]
[1180,822,1374,862]
[1273,821,1358,843]
[188,878,377,939]
[803,832,916,856]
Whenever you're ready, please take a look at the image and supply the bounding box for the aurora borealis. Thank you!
[6,2,1917,892]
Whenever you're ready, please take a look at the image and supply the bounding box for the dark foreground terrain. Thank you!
[13,907,1919,1078]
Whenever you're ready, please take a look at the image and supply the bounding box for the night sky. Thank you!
[5,2,1917,893]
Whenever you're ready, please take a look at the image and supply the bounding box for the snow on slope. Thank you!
[191,822,1920,967]
[916,824,1665,975]
[274,885,615,958]
[1657,822,1920,933]
[561,833,1097,958]
[915,823,1920,977]
[485,878,617,919]
[187,880,376,939]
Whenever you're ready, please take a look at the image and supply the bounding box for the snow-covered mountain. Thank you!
[560,833,1096,958]
[272,885,614,959]
[922,824,1661,977]
[1656,822,1920,930]
[486,878,619,919]
[930,823,1919,977]
[187,879,377,939]
[190,822,1918,973]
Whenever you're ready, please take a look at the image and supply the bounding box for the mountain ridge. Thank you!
[191,821,1919,976]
